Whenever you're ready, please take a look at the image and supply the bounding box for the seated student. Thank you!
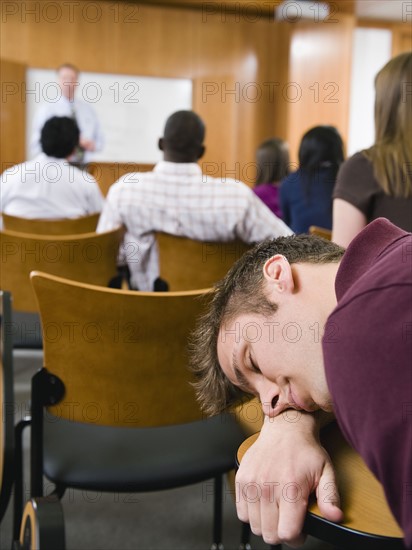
[253,137,290,218]
[97,110,292,291]
[333,52,412,248]
[190,218,411,549]
[280,125,344,233]
[1,116,103,227]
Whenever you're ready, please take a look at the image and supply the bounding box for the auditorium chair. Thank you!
[0,227,123,348]
[309,225,332,241]
[155,232,251,290]
[21,272,245,548]
[0,291,14,524]
[1,291,64,550]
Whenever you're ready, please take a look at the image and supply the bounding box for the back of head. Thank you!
[161,110,205,162]
[374,51,411,144]
[298,126,344,172]
[40,116,80,158]
[365,52,412,197]
[255,138,290,186]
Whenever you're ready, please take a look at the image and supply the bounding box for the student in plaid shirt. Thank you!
[97,110,292,291]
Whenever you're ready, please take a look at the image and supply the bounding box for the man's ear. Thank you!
[263,255,294,294]
[158,138,164,151]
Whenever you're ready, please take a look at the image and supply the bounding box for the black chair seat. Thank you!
[44,413,245,492]
[11,311,43,349]
[26,276,245,547]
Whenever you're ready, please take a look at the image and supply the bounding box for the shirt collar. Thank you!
[38,153,69,164]
[153,160,202,176]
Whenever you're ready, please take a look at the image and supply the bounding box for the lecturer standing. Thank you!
[30,63,104,165]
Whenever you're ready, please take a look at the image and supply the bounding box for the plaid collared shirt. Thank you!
[97,161,292,290]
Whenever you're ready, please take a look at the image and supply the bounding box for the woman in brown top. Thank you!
[332,52,412,248]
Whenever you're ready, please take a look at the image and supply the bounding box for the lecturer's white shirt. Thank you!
[29,96,104,164]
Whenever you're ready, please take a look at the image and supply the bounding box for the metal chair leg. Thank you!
[239,521,282,550]
[211,475,224,550]
[239,521,252,550]
[13,418,31,542]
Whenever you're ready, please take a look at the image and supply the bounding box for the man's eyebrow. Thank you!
[232,350,255,395]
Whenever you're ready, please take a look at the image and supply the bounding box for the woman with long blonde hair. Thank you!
[332,52,412,247]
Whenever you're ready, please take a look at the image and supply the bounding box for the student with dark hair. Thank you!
[253,137,290,218]
[97,110,292,291]
[40,115,80,158]
[280,125,344,233]
[1,116,103,225]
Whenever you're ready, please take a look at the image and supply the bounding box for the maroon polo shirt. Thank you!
[323,218,412,548]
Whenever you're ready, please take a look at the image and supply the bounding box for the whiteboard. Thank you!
[25,69,193,163]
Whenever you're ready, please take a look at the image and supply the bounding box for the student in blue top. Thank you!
[280,125,344,234]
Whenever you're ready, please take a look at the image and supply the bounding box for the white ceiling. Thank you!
[355,0,408,21]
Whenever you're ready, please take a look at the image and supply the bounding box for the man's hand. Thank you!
[79,137,96,151]
[235,412,344,547]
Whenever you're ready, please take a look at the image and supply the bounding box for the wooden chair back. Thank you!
[0,227,123,312]
[155,232,251,290]
[88,162,154,196]
[309,225,332,241]
[2,213,100,235]
[30,271,212,427]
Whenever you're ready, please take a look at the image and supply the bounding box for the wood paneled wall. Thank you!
[392,24,412,55]
[2,1,294,182]
[285,14,354,162]
[3,1,407,188]
[0,59,26,169]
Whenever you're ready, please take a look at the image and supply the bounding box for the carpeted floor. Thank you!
[0,350,334,550]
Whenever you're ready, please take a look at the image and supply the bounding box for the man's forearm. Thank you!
[264,408,335,436]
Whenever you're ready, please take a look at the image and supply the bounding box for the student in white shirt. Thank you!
[1,116,104,225]
[29,63,104,165]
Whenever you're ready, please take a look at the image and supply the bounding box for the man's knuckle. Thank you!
[250,524,262,536]
[236,510,249,523]
[277,526,300,542]
[262,532,280,545]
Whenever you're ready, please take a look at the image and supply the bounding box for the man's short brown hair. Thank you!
[57,62,80,75]
[189,234,344,416]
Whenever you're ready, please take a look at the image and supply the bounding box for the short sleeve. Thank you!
[333,152,379,216]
